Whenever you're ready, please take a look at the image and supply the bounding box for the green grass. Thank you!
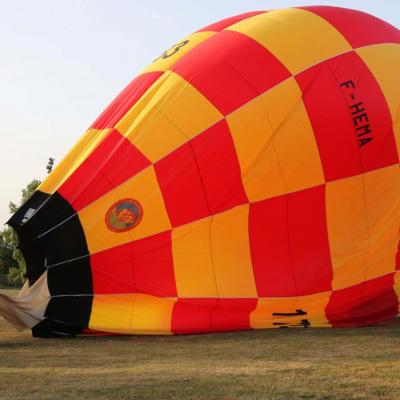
[1,289,400,400]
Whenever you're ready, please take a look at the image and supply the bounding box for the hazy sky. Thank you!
[0,0,399,225]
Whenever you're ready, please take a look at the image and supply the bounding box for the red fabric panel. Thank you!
[155,119,247,224]
[154,142,209,227]
[132,231,177,297]
[212,299,257,332]
[90,231,176,296]
[300,6,400,48]
[249,186,332,297]
[327,273,398,327]
[191,119,248,214]
[173,30,290,115]
[197,11,266,32]
[91,242,135,294]
[171,298,257,334]
[249,196,296,297]
[58,129,151,211]
[287,185,333,296]
[90,71,164,129]
[296,51,398,182]
[171,298,216,334]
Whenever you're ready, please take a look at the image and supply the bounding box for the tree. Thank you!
[46,157,55,174]
[1,179,41,286]
[1,156,55,286]
[0,230,17,275]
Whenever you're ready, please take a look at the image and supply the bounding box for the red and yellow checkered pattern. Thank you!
[38,6,400,334]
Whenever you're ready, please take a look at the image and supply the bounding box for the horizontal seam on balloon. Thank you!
[43,161,399,269]
[49,293,331,299]
[48,266,398,299]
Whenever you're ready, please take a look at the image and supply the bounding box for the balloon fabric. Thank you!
[2,6,400,337]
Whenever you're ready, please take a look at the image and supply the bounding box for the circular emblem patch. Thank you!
[105,198,143,233]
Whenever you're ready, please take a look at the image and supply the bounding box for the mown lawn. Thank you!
[1,289,400,400]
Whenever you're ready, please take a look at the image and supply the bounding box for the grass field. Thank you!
[1,289,400,400]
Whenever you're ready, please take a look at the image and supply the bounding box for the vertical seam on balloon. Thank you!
[322,50,399,318]
[187,140,220,331]
[321,51,371,314]
[151,78,220,330]
[355,48,400,166]
[218,56,299,310]
[161,68,222,323]
[315,52,363,319]
[227,56,301,301]
[256,94,300,301]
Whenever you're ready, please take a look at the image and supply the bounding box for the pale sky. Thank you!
[0,0,399,225]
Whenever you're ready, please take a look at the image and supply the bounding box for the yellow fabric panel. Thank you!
[172,217,217,298]
[116,72,187,162]
[250,292,331,329]
[116,71,222,162]
[155,72,222,139]
[227,94,287,202]
[227,8,352,74]
[227,77,324,202]
[211,205,257,297]
[356,44,400,157]
[259,78,325,193]
[79,166,171,254]
[89,294,175,335]
[142,31,215,73]
[121,105,188,163]
[326,174,369,290]
[38,128,111,194]
[227,8,351,74]
[364,165,400,281]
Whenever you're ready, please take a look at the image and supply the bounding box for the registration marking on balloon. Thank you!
[105,198,143,233]
[152,40,190,63]
[340,79,373,147]
[272,309,310,328]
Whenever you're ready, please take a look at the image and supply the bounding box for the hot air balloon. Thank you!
[0,5,399,337]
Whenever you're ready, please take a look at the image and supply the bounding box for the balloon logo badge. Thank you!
[105,199,143,233]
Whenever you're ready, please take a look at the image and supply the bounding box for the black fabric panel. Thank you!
[17,192,77,235]
[43,214,89,266]
[8,190,93,334]
[48,257,92,296]
[32,318,81,338]
[18,239,47,283]
[7,190,50,231]
[45,296,93,328]
[8,190,92,292]
[6,191,89,285]
[7,191,50,283]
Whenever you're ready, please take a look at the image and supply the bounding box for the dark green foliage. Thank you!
[0,179,41,286]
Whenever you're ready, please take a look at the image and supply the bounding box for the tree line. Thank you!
[0,158,54,286]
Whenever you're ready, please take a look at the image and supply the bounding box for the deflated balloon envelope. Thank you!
[4,5,400,337]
